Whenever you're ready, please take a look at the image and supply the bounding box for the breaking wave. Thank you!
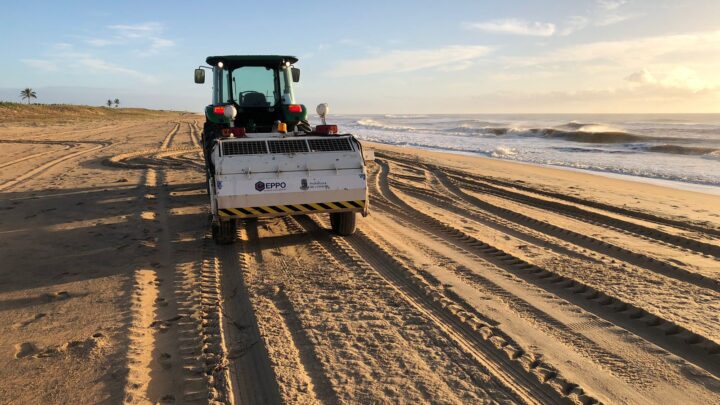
[444,126,655,143]
[339,114,720,187]
[524,128,652,143]
[383,114,430,119]
[356,119,416,132]
[448,122,691,144]
[646,144,720,156]
[355,118,696,144]
[491,146,517,157]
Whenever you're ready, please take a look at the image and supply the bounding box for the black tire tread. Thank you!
[330,212,357,236]
[213,219,237,244]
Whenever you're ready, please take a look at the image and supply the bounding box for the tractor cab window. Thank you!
[230,67,277,107]
[218,68,231,104]
[280,66,296,104]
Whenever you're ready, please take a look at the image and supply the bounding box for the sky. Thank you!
[1,0,720,113]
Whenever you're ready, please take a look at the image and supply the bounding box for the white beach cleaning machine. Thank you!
[194,55,370,244]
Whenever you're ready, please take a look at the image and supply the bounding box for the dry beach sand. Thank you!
[0,111,718,404]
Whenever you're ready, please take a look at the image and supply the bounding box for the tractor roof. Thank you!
[206,55,298,68]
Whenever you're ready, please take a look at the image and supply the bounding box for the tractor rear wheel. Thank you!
[212,219,237,244]
[330,212,356,236]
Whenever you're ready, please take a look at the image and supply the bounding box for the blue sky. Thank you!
[1,0,719,113]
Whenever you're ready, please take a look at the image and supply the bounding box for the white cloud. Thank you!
[595,13,635,26]
[521,30,720,66]
[466,19,556,37]
[466,16,589,37]
[21,59,59,71]
[627,67,712,92]
[137,37,175,56]
[84,22,175,56]
[53,43,74,51]
[437,60,475,72]
[661,67,709,92]
[597,0,627,11]
[464,1,634,39]
[328,45,492,77]
[625,68,657,84]
[150,37,174,49]
[479,28,720,111]
[108,22,164,38]
[20,42,157,83]
[593,0,637,26]
[459,83,720,113]
[77,58,155,82]
[558,16,589,36]
[86,38,114,47]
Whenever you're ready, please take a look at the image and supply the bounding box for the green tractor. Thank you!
[195,55,311,141]
[194,55,370,244]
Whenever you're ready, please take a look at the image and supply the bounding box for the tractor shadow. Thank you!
[0,171,209,401]
[0,175,208,296]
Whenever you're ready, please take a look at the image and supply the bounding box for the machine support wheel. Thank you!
[212,219,238,244]
[330,212,356,236]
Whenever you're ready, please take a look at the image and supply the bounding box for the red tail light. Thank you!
[213,106,225,114]
[315,125,338,134]
[288,104,302,113]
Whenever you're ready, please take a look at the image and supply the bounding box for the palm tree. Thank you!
[114,98,120,108]
[107,99,112,108]
[20,88,37,104]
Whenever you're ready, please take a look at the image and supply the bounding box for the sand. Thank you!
[0,115,718,404]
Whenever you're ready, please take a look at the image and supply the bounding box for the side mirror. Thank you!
[291,67,300,83]
[194,68,205,84]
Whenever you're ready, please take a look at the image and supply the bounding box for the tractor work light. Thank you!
[223,105,238,120]
[288,104,302,113]
[221,127,246,138]
[217,61,224,69]
[317,103,329,125]
[315,125,338,135]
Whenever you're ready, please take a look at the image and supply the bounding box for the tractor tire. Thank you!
[330,212,356,236]
[212,219,237,245]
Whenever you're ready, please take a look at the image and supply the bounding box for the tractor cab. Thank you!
[195,55,308,134]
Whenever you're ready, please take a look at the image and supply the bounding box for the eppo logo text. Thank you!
[255,181,286,192]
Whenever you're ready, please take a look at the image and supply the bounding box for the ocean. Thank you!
[332,114,720,189]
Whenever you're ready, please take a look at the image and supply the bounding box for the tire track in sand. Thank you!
[447,172,720,260]
[0,146,69,170]
[384,152,720,255]
[362,196,720,402]
[381,151,720,239]
[399,166,720,293]
[0,142,109,191]
[247,217,490,404]
[294,214,596,405]
[243,217,340,404]
[446,162,720,238]
[215,221,285,405]
[158,122,180,152]
[123,268,162,404]
[372,159,720,378]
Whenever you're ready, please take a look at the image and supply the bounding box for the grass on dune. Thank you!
[0,102,191,125]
